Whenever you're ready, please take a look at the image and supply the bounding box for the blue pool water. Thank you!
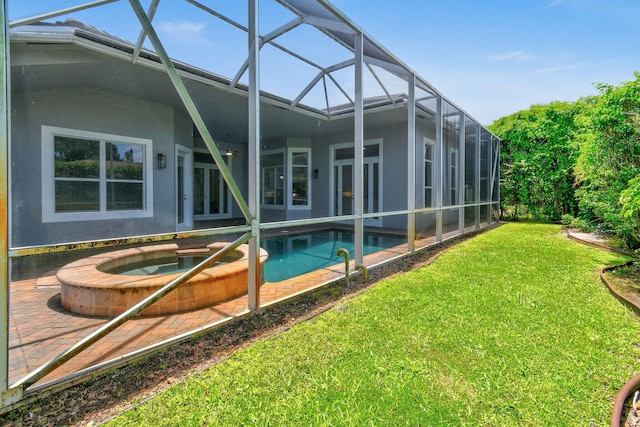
[260,229,406,282]
[107,255,234,276]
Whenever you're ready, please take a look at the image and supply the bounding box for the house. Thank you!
[1,1,501,402]
[9,12,498,249]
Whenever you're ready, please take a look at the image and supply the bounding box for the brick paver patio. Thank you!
[9,236,431,391]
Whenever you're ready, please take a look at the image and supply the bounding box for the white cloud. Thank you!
[489,51,534,62]
[535,62,586,73]
[156,21,212,46]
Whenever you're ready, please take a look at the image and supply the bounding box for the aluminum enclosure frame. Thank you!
[0,0,500,408]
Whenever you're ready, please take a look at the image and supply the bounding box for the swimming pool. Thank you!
[261,229,406,282]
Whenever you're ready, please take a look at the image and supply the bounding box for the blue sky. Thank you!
[9,0,640,125]
[333,0,640,125]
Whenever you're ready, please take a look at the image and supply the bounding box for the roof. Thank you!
[7,1,487,128]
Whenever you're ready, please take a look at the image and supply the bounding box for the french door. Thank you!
[176,145,193,231]
[332,145,381,226]
[334,161,354,216]
[193,164,230,219]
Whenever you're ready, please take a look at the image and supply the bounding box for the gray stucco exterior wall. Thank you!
[11,87,186,246]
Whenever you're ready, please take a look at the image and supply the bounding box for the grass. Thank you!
[106,223,639,426]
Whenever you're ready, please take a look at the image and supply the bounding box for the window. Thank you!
[260,149,311,209]
[424,139,434,208]
[450,148,458,204]
[261,151,284,207]
[288,148,311,209]
[480,135,490,202]
[42,126,153,222]
[450,148,459,204]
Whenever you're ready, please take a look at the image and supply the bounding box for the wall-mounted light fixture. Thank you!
[225,148,234,156]
[314,168,319,179]
[157,153,167,169]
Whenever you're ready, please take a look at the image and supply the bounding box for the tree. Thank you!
[574,72,640,247]
[490,102,580,221]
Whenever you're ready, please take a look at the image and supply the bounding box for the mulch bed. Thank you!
[604,263,640,427]
[606,262,640,309]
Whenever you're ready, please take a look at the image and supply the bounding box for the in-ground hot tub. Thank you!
[57,243,267,317]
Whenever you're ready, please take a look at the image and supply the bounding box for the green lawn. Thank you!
[107,223,639,426]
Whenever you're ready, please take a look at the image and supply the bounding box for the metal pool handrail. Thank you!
[337,248,350,287]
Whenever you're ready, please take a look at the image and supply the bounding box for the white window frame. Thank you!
[287,147,311,210]
[450,146,459,205]
[41,125,153,223]
[424,138,435,208]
